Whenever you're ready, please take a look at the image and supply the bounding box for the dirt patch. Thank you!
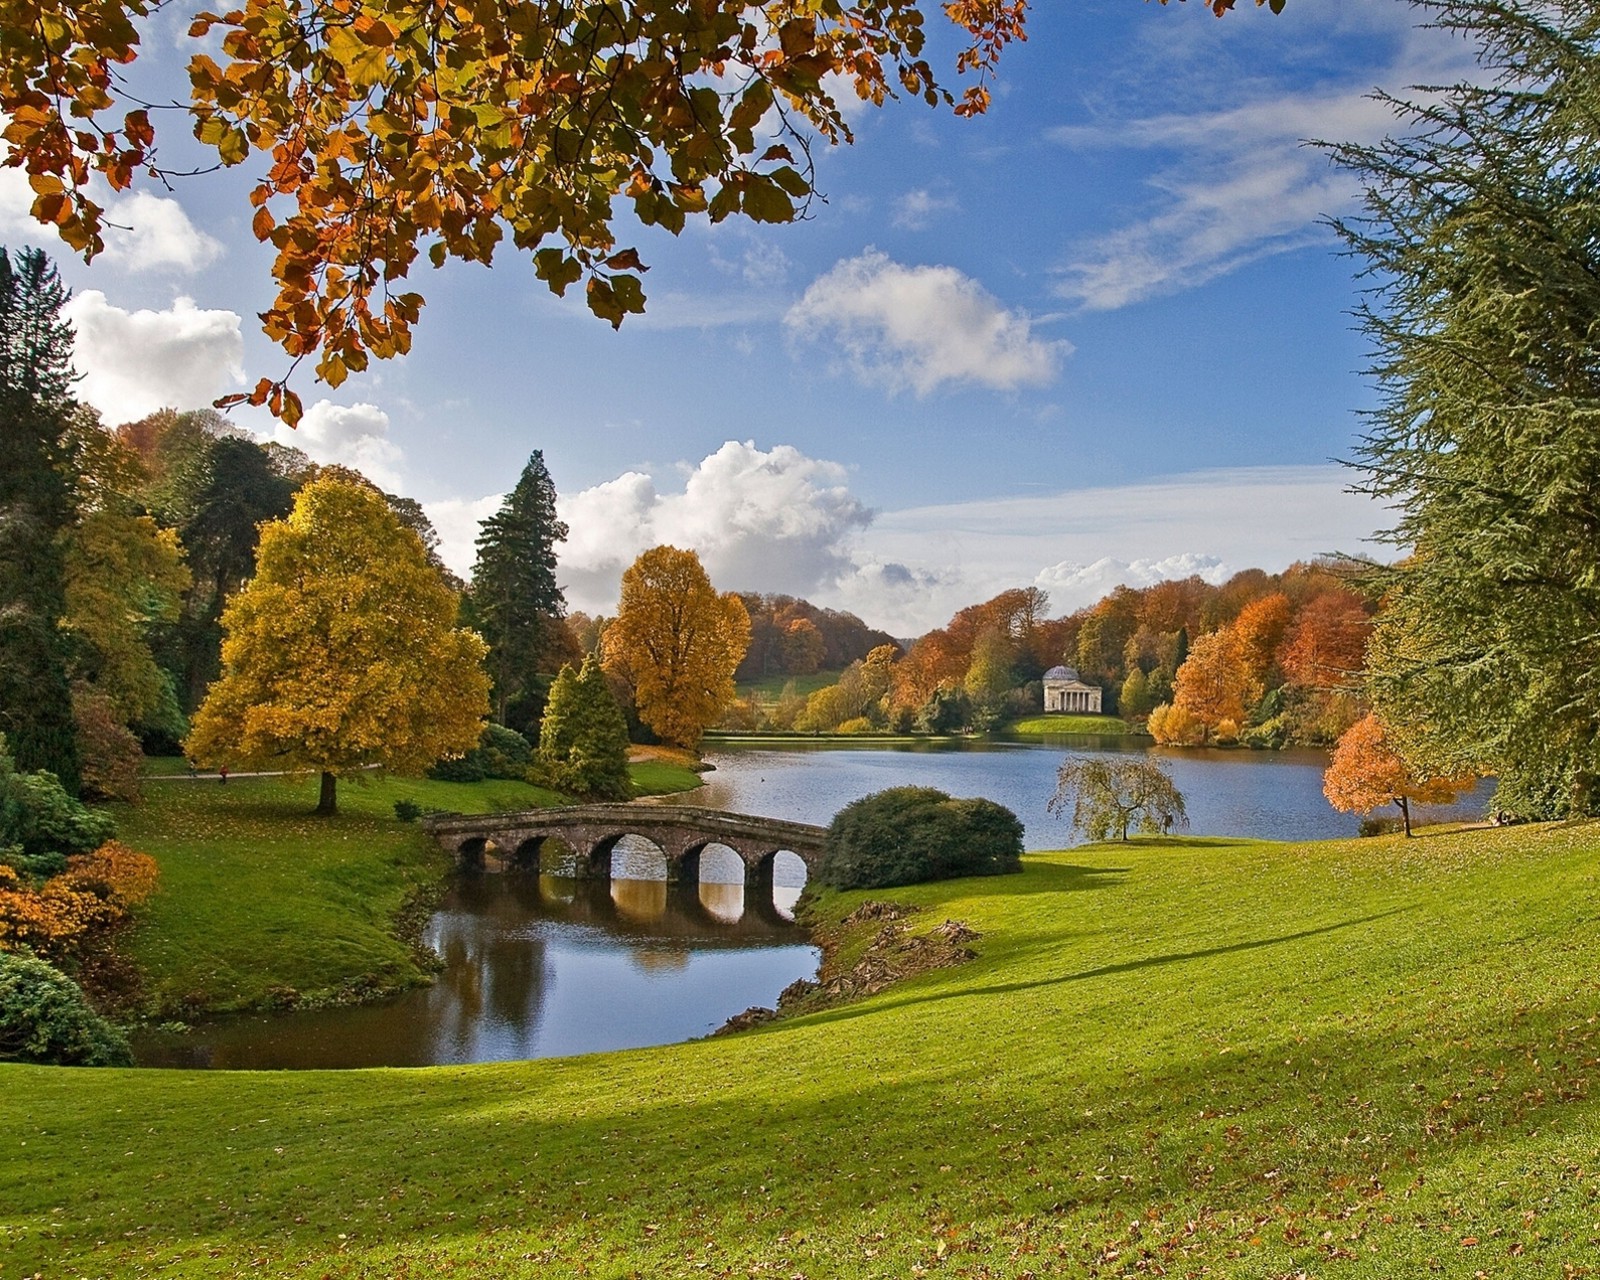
[713,900,983,1035]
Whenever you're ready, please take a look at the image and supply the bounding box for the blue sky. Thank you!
[1,0,1478,634]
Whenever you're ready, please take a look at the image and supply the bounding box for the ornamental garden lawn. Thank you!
[3,805,1599,1277]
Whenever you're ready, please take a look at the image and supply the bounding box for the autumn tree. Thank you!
[469,450,569,734]
[1323,714,1475,837]
[1049,756,1189,843]
[602,546,750,750]
[1169,630,1258,742]
[185,476,490,814]
[0,247,80,791]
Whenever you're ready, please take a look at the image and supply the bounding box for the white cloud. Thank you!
[0,167,220,274]
[555,441,875,612]
[99,190,224,273]
[785,249,1068,395]
[64,291,245,424]
[274,400,405,490]
[1035,554,1230,607]
[891,188,958,231]
[1049,5,1482,311]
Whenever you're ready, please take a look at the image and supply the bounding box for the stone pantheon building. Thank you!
[1042,665,1103,714]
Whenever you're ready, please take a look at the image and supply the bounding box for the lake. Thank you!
[677,736,1491,846]
[135,736,1488,1070]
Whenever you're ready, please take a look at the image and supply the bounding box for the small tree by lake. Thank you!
[1049,756,1188,843]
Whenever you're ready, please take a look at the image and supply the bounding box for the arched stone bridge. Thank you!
[421,804,826,895]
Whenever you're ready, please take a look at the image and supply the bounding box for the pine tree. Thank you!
[539,654,631,800]
[470,451,568,733]
[0,248,81,792]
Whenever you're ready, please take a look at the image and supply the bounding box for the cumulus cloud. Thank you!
[785,249,1069,396]
[274,400,405,491]
[64,291,245,424]
[0,170,221,274]
[553,441,875,612]
[99,191,224,273]
[1036,554,1229,608]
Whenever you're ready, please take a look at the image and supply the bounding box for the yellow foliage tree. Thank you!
[1171,629,1260,741]
[602,546,750,750]
[185,477,490,814]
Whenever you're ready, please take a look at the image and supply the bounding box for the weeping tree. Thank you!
[1329,0,1600,818]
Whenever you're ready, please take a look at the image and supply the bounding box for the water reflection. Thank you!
[134,872,818,1070]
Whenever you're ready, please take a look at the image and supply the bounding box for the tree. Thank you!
[1,3,1286,418]
[1323,714,1475,837]
[1049,756,1188,843]
[0,952,131,1066]
[185,476,490,814]
[1171,629,1258,741]
[1330,0,1600,817]
[602,546,750,750]
[470,451,569,734]
[0,247,80,791]
[539,654,631,800]
[965,627,1016,730]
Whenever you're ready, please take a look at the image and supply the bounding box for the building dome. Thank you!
[1043,665,1080,682]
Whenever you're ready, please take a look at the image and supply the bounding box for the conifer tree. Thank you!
[0,248,80,792]
[539,654,631,800]
[1330,0,1600,817]
[471,451,568,733]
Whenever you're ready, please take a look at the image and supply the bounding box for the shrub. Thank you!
[393,799,423,822]
[428,723,534,783]
[72,684,144,802]
[818,787,1023,889]
[0,743,116,862]
[0,951,132,1066]
[0,841,159,961]
[836,717,876,735]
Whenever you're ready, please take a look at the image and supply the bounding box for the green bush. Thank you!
[428,724,534,783]
[818,786,1024,889]
[0,952,132,1066]
[0,739,115,869]
[393,799,423,823]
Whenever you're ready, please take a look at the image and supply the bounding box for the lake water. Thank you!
[678,737,1491,847]
[135,737,1489,1070]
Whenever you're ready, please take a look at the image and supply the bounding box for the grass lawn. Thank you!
[1008,712,1133,736]
[6,820,1600,1276]
[737,669,842,704]
[110,762,701,1017]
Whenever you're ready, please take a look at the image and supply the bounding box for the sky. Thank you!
[0,0,1482,636]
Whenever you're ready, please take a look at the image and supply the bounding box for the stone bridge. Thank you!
[421,804,827,897]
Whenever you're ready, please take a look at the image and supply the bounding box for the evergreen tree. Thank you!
[1330,0,1600,817]
[470,450,568,734]
[0,248,80,792]
[538,654,631,800]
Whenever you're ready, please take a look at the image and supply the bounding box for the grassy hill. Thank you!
[5,820,1599,1277]
[1008,712,1134,736]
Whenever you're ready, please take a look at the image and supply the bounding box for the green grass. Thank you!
[1008,711,1133,736]
[737,669,842,704]
[112,763,699,1017]
[7,820,1600,1276]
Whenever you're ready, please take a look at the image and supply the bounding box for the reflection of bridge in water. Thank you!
[422,805,827,915]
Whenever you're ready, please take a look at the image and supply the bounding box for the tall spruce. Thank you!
[0,248,81,792]
[471,450,568,732]
[1329,0,1600,817]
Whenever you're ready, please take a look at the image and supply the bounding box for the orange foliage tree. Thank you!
[603,546,750,750]
[1323,714,1475,836]
[1167,630,1259,742]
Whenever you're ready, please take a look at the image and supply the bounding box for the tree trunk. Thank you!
[1399,795,1411,837]
[317,770,337,815]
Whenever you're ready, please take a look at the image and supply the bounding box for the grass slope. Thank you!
[113,765,700,1016]
[6,824,1600,1277]
[1008,712,1133,736]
